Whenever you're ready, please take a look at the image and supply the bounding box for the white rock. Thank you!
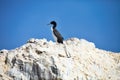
[0,38,119,80]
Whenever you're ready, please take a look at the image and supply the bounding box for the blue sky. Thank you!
[0,0,120,52]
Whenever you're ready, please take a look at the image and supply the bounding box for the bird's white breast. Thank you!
[51,27,57,42]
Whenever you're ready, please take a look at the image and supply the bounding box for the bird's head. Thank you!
[48,21,57,29]
[50,21,56,25]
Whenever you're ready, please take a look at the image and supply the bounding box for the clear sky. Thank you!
[0,0,120,52]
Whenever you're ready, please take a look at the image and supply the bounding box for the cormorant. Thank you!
[48,21,71,58]
[49,21,64,44]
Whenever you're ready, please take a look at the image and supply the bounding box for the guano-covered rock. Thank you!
[0,38,120,80]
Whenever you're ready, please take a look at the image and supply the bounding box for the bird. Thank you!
[48,21,71,58]
[48,21,64,44]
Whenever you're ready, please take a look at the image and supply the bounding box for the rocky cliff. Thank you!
[0,38,120,80]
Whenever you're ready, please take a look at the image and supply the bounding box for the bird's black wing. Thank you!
[53,29,64,43]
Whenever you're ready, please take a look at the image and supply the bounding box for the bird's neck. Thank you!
[52,25,56,29]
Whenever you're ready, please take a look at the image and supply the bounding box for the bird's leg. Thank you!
[63,44,71,58]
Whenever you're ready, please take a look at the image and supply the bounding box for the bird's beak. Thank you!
[47,23,50,25]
